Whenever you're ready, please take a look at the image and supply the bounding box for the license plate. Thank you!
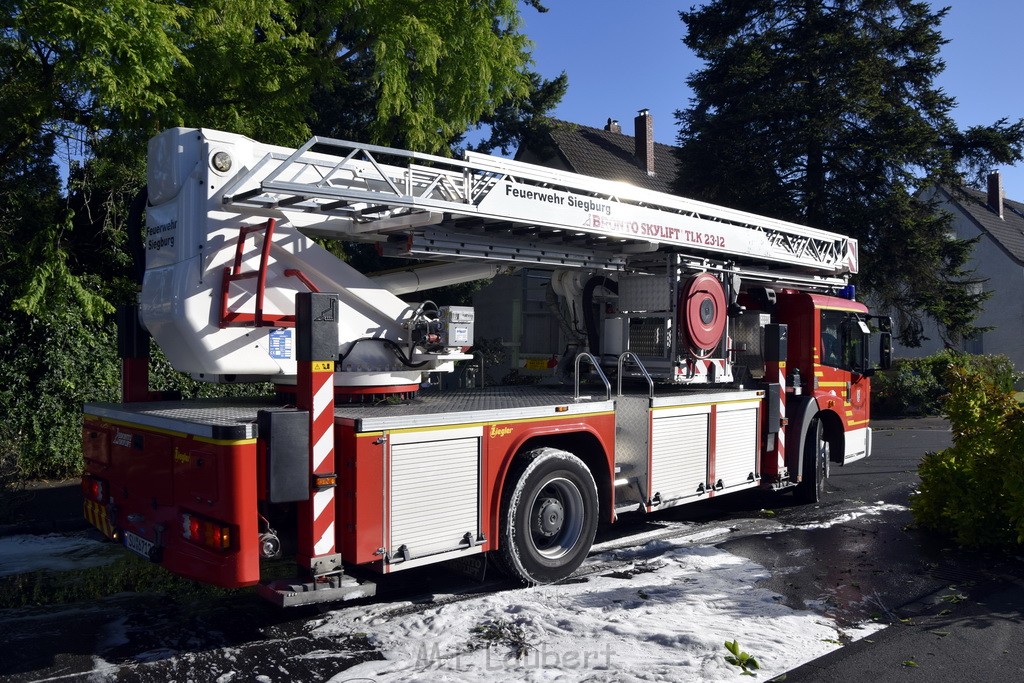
[124,530,155,560]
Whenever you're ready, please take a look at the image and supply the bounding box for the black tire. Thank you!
[497,447,599,585]
[794,416,830,504]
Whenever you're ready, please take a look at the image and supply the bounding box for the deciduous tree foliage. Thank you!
[305,0,534,152]
[0,0,557,477]
[2,0,186,321]
[673,0,1024,345]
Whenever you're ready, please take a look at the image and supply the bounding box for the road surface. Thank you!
[3,417,988,682]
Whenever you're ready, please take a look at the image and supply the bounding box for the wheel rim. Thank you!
[528,477,585,560]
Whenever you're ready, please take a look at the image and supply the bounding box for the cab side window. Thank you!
[820,309,868,372]
[820,310,844,368]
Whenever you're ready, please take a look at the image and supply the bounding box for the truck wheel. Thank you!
[795,416,829,504]
[497,447,599,585]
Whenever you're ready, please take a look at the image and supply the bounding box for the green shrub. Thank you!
[959,353,1020,393]
[873,350,1020,417]
[148,344,273,399]
[0,306,121,480]
[912,362,1024,547]
[872,356,945,416]
[0,442,28,523]
[0,307,271,481]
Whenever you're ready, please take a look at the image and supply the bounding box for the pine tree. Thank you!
[674,0,1024,345]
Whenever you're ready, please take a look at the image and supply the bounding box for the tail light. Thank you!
[81,476,108,503]
[181,512,233,551]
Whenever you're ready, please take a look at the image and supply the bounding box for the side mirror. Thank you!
[866,315,893,371]
[879,331,892,370]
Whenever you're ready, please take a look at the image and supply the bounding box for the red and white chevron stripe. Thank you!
[776,365,786,468]
[309,364,335,556]
[297,360,337,565]
[677,358,728,381]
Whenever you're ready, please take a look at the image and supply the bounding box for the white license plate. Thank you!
[124,530,155,559]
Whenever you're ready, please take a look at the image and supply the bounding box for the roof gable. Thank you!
[942,186,1024,264]
[518,119,679,194]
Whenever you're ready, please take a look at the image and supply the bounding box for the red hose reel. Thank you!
[677,273,726,356]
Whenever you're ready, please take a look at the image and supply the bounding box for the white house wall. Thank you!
[891,188,1024,377]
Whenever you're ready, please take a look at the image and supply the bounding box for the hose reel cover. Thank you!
[678,273,726,354]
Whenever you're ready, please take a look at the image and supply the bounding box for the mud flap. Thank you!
[786,396,819,484]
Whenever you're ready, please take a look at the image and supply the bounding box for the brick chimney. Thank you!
[634,109,654,176]
[604,118,621,134]
[987,171,1004,219]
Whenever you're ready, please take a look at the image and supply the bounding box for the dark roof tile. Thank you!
[943,186,1024,264]
[526,119,679,194]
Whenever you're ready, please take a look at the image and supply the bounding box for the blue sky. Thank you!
[518,0,1024,200]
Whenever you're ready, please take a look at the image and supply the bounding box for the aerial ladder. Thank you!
[142,128,859,391]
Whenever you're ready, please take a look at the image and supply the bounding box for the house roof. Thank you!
[941,185,1024,265]
[522,119,680,194]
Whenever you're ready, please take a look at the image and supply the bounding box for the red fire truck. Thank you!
[81,128,891,605]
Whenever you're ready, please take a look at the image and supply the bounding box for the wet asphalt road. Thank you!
[777,419,1024,682]
[715,416,961,626]
[5,417,1017,682]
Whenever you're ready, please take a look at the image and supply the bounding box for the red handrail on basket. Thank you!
[219,219,320,328]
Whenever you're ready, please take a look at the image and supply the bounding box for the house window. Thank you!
[962,282,984,355]
[964,334,983,355]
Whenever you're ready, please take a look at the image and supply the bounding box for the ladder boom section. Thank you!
[222,134,858,280]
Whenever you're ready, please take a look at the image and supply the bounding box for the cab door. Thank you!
[818,308,870,461]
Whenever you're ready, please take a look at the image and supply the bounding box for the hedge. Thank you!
[872,350,1018,417]
[912,361,1024,548]
[0,308,269,481]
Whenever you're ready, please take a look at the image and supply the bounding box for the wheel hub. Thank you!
[534,497,564,538]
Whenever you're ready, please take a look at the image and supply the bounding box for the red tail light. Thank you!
[81,476,107,503]
[181,512,233,551]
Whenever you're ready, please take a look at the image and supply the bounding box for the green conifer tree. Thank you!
[674,0,1024,345]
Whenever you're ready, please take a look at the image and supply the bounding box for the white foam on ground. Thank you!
[4,502,898,681]
[791,502,907,530]
[315,537,884,682]
[0,533,118,577]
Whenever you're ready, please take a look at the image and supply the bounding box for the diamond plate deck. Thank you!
[336,385,614,432]
[84,386,617,438]
[84,385,764,438]
[84,398,279,439]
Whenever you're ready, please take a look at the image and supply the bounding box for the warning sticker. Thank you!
[268,329,293,359]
